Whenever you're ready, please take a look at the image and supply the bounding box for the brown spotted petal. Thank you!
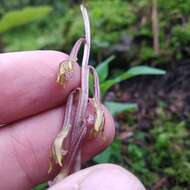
[50,90,75,168]
[94,101,105,132]
[52,123,71,166]
[57,59,76,85]
[57,38,85,85]
[88,65,105,136]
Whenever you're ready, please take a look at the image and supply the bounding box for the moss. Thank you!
[124,108,190,189]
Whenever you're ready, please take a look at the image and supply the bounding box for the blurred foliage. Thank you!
[94,138,122,164]
[33,183,48,190]
[0,6,52,33]
[94,56,165,121]
[100,65,166,95]
[1,0,190,62]
[0,0,67,51]
[105,101,138,115]
[150,108,190,186]
[95,55,166,96]
[60,0,135,51]
[95,108,190,189]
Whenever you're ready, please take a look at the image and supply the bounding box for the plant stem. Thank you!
[152,0,160,55]
[74,5,91,127]
[50,4,105,184]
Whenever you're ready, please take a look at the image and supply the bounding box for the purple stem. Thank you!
[63,90,76,126]
[88,65,101,104]
[64,125,87,175]
[73,5,91,128]
[69,37,85,61]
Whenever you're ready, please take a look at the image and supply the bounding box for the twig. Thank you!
[152,0,160,55]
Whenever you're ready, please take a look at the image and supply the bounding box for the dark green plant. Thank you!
[126,108,190,189]
[0,6,52,33]
[94,55,165,115]
[2,0,190,63]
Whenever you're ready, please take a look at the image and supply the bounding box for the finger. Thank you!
[48,164,146,190]
[0,51,80,124]
[0,104,114,190]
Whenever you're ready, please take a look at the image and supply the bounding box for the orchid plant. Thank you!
[49,4,104,185]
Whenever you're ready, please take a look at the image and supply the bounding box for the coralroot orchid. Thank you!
[57,37,85,84]
[49,4,105,185]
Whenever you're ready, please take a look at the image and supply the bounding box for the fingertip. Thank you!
[0,50,81,124]
[48,164,145,190]
[102,105,115,145]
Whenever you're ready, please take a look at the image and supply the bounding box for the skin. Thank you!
[48,164,146,190]
[0,51,145,190]
[0,50,80,124]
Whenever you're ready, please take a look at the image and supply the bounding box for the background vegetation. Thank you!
[0,0,190,189]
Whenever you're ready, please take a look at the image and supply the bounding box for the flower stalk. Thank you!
[50,4,105,185]
[88,66,105,136]
[57,37,85,85]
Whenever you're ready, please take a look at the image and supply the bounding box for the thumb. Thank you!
[48,164,145,190]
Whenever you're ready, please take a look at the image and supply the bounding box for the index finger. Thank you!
[0,50,80,124]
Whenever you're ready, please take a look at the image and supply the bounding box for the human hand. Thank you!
[0,51,145,190]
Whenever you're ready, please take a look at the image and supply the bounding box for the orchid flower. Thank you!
[49,4,105,185]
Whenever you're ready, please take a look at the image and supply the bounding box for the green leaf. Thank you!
[105,101,138,115]
[94,139,121,163]
[101,66,166,95]
[124,66,166,78]
[100,79,116,96]
[0,6,52,33]
[96,55,115,82]
[94,147,112,163]
[33,183,48,190]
